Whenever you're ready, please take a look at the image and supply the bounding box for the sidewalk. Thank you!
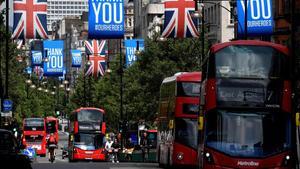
[119,149,157,163]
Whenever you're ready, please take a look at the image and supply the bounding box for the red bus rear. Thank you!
[199,40,295,169]
[45,116,59,143]
[22,118,47,157]
[68,107,106,162]
[158,72,201,168]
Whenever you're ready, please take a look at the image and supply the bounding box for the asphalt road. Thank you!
[32,162,160,169]
[31,131,161,169]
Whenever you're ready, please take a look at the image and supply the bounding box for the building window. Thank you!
[283,0,290,15]
[229,3,235,24]
[128,18,132,27]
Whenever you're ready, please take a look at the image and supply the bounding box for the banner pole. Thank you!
[244,0,247,39]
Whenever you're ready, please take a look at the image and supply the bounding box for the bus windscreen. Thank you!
[74,133,104,150]
[205,110,291,158]
[78,110,103,123]
[215,46,287,79]
[177,82,200,97]
[24,119,44,131]
[46,121,56,133]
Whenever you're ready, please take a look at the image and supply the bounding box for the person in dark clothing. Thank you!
[141,132,148,162]
[124,138,134,161]
[111,139,120,163]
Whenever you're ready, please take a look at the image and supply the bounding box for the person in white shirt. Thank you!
[105,138,113,151]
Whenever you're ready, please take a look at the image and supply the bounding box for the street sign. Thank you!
[3,99,13,112]
[1,111,12,117]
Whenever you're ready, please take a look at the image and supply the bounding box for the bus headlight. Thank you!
[282,155,291,167]
[177,152,184,160]
[204,152,214,164]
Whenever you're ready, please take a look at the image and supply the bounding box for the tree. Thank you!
[70,37,207,131]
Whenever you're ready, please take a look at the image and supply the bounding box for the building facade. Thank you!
[125,0,134,40]
[273,0,291,46]
[203,1,235,44]
[274,0,300,72]
[47,0,88,32]
[134,0,164,39]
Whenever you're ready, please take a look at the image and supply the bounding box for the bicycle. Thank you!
[48,144,57,163]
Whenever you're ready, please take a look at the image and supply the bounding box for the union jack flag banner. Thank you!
[15,39,24,49]
[12,0,48,39]
[84,40,107,78]
[34,66,44,80]
[161,0,199,38]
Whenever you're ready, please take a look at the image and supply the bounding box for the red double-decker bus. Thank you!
[158,72,201,168]
[199,40,295,168]
[22,118,47,157]
[68,107,106,162]
[45,116,59,143]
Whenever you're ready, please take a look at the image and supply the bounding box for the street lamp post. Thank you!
[25,79,32,99]
[244,0,248,39]
[201,1,205,64]
[5,0,9,100]
[119,39,124,150]
[84,56,91,107]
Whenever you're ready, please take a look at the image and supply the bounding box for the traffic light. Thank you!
[56,110,60,116]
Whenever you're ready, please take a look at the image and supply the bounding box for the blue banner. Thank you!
[125,39,144,67]
[31,51,43,66]
[237,0,273,37]
[58,68,66,81]
[71,50,82,67]
[88,0,124,39]
[43,40,64,76]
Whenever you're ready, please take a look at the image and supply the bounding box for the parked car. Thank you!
[0,129,32,169]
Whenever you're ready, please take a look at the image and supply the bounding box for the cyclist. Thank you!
[47,133,57,162]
